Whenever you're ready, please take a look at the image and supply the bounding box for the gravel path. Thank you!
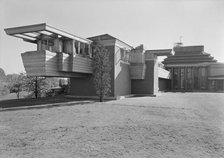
[0,93,224,158]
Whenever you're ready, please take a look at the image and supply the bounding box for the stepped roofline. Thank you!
[88,34,133,50]
[163,45,217,65]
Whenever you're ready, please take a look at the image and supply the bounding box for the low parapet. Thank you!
[4,23,92,44]
[145,49,173,56]
[173,45,204,53]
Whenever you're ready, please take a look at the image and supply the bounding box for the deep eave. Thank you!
[4,23,92,44]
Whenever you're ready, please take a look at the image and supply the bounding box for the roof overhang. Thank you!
[4,23,92,44]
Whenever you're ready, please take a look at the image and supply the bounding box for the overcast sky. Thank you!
[0,0,224,74]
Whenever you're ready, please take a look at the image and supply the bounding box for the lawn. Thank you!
[0,93,224,158]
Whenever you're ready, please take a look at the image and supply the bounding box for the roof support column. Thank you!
[145,53,158,95]
[184,67,187,90]
[88,44,92,58]
[171,68,174,90]
[177,67,181,90]
[37,40,41,51]
[191,67,194,90]
[77,42,80,54]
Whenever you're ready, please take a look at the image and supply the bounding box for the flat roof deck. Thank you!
[4,23,92,44]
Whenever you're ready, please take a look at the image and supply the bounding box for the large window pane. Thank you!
[180,68,184,89]
[173,68,178,89]
[187,68,192,89]
[194,68,198,89]
[200,67,206,89]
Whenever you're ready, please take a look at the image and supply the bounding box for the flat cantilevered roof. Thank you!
[4,23,92,44]
[145,49,173,56]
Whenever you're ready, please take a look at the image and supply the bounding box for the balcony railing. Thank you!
[21,50,93,77]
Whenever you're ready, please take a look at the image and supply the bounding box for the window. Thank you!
[120,49,129,62]
[201,67,206,76]
[40,39,54,51]
[79,43,83,55]
[41,40,47,45]
[75,41,80,54]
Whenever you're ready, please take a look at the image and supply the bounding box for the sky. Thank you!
[0,0,224,74]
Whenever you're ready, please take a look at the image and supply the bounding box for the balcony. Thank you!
[21,50,93,77]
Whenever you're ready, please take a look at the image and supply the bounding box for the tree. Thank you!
[0,68,6,82]
[1,70,60,99]
[10,73,26,99]
[24,76,61,98]
[4,73,26,99]
[6,73,20,92]
[24,76,52,98]
[0,68,9,97]
[92,41,112,102]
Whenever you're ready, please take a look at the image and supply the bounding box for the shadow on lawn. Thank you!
[0,96,95,112]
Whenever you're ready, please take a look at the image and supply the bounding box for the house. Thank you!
[4,23,224,99]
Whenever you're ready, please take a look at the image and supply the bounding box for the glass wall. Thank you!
[180,68,185,89]
[173,68,178,89]
[170,66,208,91]
[194,68,198,89]
[186,68,192,90]
[200,67,207,89]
